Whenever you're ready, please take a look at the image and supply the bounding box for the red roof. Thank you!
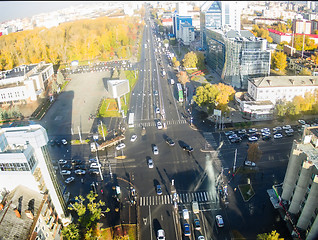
[162,18,172,22]
[268,28,318,38]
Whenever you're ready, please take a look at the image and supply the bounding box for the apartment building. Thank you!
[248,76,318,104]
[0,125,70,225]
[0,62,54,104]
[0,185,62,240]
[180,22,195,45]
[205,28,270,89]
[280,126,318,240]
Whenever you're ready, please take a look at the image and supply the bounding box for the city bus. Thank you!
[128,113,134,128]
[176,83,183,102]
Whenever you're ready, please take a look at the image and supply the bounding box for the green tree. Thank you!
[182,51,198,68]
[196,51,205,69]
[61,223,80,240]
[257,230,284,240]
[66,191,106,239]
[247,143,262,163]
[272,51,287,73]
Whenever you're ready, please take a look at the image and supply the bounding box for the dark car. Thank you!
[182,145,194,152]
[55,139,61,146]
[71,159,82,165]
[49,139,55,146]
[89,168,100,174]
[262,135,272,141]
[62,164,72,170]
[75,164,86,170]
[286,131,294,137]
[230,137,242,143]
[165,137,175,146]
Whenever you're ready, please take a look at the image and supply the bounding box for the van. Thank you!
[90,142,96,152]
[192,201,199,214]
[170,79,175,85]
[182,209,189,220]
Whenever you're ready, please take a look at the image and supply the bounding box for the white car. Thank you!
[248,136,258,142]
[116,143,126,150]
[157,121,163,130]
[228,134,238,140]
[59,159,67,164]
[130,134,137,142]
[74,169,86,175]
[90,163,101,168]
[244,161,256,167]
[153,145,159,155]
[274,133,283,139]
[198,236,205,240]
[155,107,160,114]
[65,177,75,184]
[285,128,294,133]
[282,125,291,130]
[248,128,257,133]
[216,215,224,227]
[61,139,67,145]
[60,170,71,175]
[157,229,165,240]
[298,119,306,125]
[261,128,270,133]
[148,158,154,168]
[273,126,282,131]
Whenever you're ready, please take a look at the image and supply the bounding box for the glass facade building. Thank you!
[205,28,271,89]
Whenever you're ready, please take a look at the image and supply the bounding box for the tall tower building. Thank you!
[200,1,242,49]
[0,125,70,225]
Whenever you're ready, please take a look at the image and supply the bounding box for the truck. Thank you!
[192,201,199,214]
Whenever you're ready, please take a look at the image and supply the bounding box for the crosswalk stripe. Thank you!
[195,192,199,201]
[186,194,189,203]
[191,193,195,202]
[203,192,207,201]
[200,192,204,202]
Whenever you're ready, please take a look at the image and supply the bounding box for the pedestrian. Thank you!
[101,189,103,194]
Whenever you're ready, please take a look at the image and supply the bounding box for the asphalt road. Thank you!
[36,6,294,240]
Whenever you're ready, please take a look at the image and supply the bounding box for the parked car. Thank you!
[157,229,165,240]
[298,119,306,125]
[198,236,205,240]
[89,168,100,174]
[282,125,291,130]
[65,177,75,184]
[244,161,256,167]
[262,135,271,141]
[89,158,97,163]
[60,170,71,176]
[71,159,82,165]
[90,163,101,168]
[62,164,72,170]
[130,134,137,142]
[61,139,68,145]
[273,126,282,131]
[274,133,283,139]
[156,185,162,195]
[75,164,86,170]
[153,145,159,155]
[237,129,246,134]
[148,158,154,168]
[225,131,234,136]
[194,219,201,230]
[285,128,294,133]
[74,169,86,175]
[231,137,242,143]
[261,128,270,133]
[165,137,175,146]
[248,128,257,133]
[116,143,126,150]
[228,134,238,140]
[155,107,160,114]
[58,159,67,164]
[248,136,258,142]
[286,131,294,137]
[216,215,224,227]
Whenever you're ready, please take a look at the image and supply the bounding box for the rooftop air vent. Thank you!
[290,79,294,85]
[267,79,271,85]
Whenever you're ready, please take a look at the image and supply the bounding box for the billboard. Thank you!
[107,80,130,98]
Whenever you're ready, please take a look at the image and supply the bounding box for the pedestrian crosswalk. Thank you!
[203,132,218,148]
[135,119,187,127]
[139,191,217,206]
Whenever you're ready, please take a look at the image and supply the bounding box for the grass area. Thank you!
[190,75,203,82]
[238,184,255,202]
[98,98,121,118]
[100,224,136,240]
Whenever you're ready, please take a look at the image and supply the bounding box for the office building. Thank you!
[180,22,195,45]
[0,124,70,225]
[280,126,318,240]
[173,14,192,39]
[0,62,54,104]
[0,185,62,240]
[200,1,242,49]
[205,28,271,89]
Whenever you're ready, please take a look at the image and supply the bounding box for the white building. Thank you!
[0,62,54,104]
[0,125,70,225]
[248,76,318,104]
[180,22,195,45]
[0,185,62,240]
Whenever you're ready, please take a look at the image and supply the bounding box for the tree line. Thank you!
[0,16,144,70]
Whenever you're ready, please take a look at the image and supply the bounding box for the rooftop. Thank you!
[250,76,318,88]
[0,185,44,240]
